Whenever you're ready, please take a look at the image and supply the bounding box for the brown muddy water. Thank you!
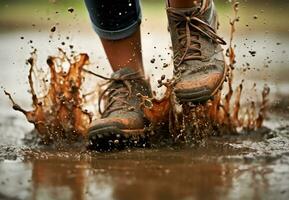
[0,114,289,200]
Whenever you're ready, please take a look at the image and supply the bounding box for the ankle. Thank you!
[100,27,144,75]
[168,0,202,8]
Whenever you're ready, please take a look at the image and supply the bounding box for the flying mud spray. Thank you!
[4,1,270,148]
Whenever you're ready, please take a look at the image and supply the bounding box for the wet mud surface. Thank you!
[0,110,289,200]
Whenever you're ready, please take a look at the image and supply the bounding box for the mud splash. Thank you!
[5,49,92,143]
[4,1,270,145]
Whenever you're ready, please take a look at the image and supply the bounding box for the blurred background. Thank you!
[0,0,288,120]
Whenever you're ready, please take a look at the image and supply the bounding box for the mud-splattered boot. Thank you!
[166,0,227,103]
[88,68,151,151]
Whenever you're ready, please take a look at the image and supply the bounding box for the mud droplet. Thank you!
[20,36,24,40]
[68,7,74,13]
[163,63,169,68]
[50,26,56,32]
[150,58,155,64]
[249,51,256,57]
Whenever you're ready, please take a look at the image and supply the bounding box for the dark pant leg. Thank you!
[84,0,141,40]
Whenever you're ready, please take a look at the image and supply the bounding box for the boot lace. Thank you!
[167,7,226,68]
[83,69,143,118]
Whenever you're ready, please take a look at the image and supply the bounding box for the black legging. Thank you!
[84,0,141,40]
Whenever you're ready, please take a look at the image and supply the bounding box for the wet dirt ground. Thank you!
[0,111,289,200]
[1,13,289,200]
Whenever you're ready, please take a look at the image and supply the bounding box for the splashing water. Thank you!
[5,1,270,145]
[5,49,92,143]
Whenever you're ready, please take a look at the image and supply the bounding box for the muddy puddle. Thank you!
[0,118,289,200]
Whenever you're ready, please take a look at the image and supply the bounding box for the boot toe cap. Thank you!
[174,72,223,102]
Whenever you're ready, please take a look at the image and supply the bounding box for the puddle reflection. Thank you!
[25,151,270,200]
[0,146,288,200]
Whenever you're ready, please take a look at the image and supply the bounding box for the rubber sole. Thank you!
[87,126,146,151]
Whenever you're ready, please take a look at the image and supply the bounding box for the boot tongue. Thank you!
[167,2,214,27]
[111,67,135,79]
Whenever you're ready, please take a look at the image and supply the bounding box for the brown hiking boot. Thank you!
[88,68,151,150]
[166,0,227,103]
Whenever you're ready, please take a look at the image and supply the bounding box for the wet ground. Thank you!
[1,12,289,200]
[0,112,289,200]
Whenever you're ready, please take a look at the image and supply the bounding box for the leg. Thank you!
[168,0,199,8]
[101,28,143,74]
[84,0,151,150]
[84,0,143,74]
